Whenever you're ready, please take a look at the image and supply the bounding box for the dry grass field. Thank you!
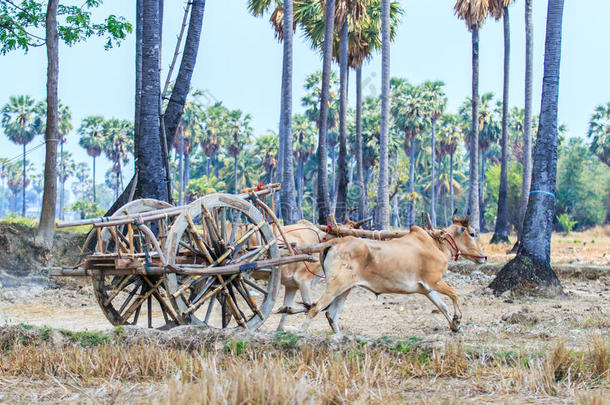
[0,229,608,404]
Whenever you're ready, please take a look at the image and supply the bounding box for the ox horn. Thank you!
[354,216,373,229]
[464,208,471,225]
[451,209,458,223]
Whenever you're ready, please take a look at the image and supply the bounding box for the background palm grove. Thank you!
[0,0,608,292]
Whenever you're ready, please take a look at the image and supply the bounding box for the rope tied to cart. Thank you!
[133,218,152,275]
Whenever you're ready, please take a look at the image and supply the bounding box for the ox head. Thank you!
[447,210,487,264]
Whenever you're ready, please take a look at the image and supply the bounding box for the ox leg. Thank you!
[301,287,352,333]
[276,286,297,331]
[423,290,456,332]
[325,290,350,333]
[434,280,462,327]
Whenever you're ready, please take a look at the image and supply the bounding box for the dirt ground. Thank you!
[0,229,608,404]
[1,258,608,352]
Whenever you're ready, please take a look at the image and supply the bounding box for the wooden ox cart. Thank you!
[50,184,316,331]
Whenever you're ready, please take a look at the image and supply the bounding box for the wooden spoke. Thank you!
[118,281,141,314]
[147,296,153,328]
[164,193,281,330]
[235,276,264,320]
[120,278,165,323]
[88,198,178,329]
[204,293,216,325]
[243,277,268,296]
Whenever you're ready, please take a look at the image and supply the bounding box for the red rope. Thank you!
[276,227,325,278]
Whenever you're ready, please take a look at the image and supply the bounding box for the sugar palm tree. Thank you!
[292,113,317,215]
[375,0,392,229]
[391,82,429,227]
[248,0,299,223]
[78,115,105,202]
[0,158,8,217]
[33,102,73,203]
[1,95,40,216]
[437,114,462,217]
[490,0,515,243]
[454,0,492,231]
[421,81,447,226]
[102,119,133,199]
[296,0,368,221]
[254,133,279,184]
[514,0,535,251]
[224,110,253,193]
[588,102,610,168]
[346,0,402,221]
[460,93,501,231]
[57,150,75,219]
[174,99,203,204]
[6,162,33,214]
[509,107,525,164]
[200,102,227,180]
[490,0,565,297]
[360,95,381,216]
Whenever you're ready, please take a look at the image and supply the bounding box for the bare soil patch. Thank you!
[0,227,608,403]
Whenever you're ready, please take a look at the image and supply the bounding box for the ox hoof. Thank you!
[450,322,462,333]
[276,306,289,314]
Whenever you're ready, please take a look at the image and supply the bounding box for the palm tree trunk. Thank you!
[59,140,64,220]
[206,156,211,180]
[490,0,565,297]
[491,6,511,244]
[137,0,167,201]
[92,156,96,202]
[185,151,190,187]
[316,0,335,224]
[436,155,442,210]
[163,0,206,147]
[391,154,399,227]
[233,155,238,193]
[297,155,304,216]
[515,0,534,250]
[467,28,481,231]
[479,149,486,231]
[330,147,336,207]
[178,135,184,205]
[135,0,143,149]
[449,151,455,216]
[375,0,391,230]
[442,190,448,227]
[0,175,5,218]
[21,143,26,217]
[115,169,120,199]
[355,68,367,221]
[430,120,437,226]
[335,19,349,222]
[280,0,298,225]
[407,138,416,227]
[37,0,59,246]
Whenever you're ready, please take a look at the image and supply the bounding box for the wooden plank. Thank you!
[49,253,317,278]
[315,225,409,240]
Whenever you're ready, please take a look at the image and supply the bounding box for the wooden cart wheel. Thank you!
[164,193,281,330]
[89,199,181,329]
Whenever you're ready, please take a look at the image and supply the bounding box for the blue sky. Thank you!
[0,0,608,188]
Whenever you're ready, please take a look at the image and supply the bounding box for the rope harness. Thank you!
[133,218,152,274]
[436,227,487,262]
[277,226,325,279]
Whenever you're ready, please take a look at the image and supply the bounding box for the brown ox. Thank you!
[273,220,331,331]
[231,219,331,331]
[297,216,486,333]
